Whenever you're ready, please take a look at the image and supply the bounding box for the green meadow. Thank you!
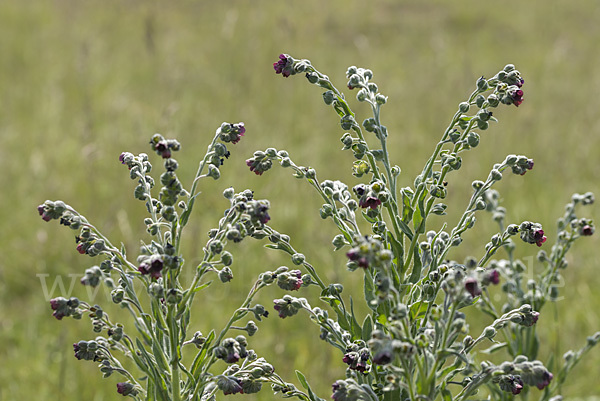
[1,0,598,399]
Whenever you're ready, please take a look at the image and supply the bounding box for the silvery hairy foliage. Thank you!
[245,55,598,401]
[39,55,598,401]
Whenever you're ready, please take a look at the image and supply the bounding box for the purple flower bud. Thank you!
[359,196,382,210]
[483,269,500,285]
[536,371,553,390]
[533,229,547,247]
[465,277,482,297]
[511,89,524,107]
[582,225,594,236]
[138,257,164,279]
[116,382,137,396]
[273,54,294,78]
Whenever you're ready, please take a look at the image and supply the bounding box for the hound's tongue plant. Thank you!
[38,55,598,401]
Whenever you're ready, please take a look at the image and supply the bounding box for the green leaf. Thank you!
[349,297,362,339]
[362,314,373,339]
[296,370,326,401]
[377,313,388,325]
[191,281,212,293]
[397,219,414,240]
[191,329,215,379]
[441,388,453,401]
[412,203,423,233]
[387,232,404,264]
[296,370,309,390]
[363,272,377,311]
[409,300,430,320]
[408,246,423,284]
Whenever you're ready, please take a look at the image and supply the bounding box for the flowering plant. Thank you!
[38,54,598,401]
[39,125,315,401]
[248,54,598,400]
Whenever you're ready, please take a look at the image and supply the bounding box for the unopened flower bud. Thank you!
[208,165,220,180]
[477,76,489,91]
[491,169,503,181]
[291,253,305,265]
[323,90,335,105]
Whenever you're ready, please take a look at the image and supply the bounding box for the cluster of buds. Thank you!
[80,265,105,287]
[506,154,534,176]
[49,296,82,320]
[73,339,103,362]
[507,304,540,327]
[137,241,180,279]
[352,181,389,210]
[419,230,453,267]
[493,357,553,394]
[216,359,273,396]
[275,267,303,291]
[331,378,379,401]
[345,235,392,271]
[463,268,500,298]
[75,227,106,256]
[214,335,249,364]
[273,295,309,319]
[217,122,245,144]
[367,330,416,366]
[246,149,279,176]
[342,341,371,373]
[38,200,86,231]
[149,134,180,159]
[519,221,547,247]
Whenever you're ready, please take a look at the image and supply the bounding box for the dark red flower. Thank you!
[465,277,482,297]
[273,54,293,77]
[359,196,381,209]
[533,229,547,247]
[511,89,524,107]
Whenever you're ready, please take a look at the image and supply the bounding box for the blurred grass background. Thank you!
[1,0,599,399]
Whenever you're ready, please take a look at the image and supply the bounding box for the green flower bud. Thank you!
[134,185,147,200]
[467,132,480,147]
[458,102,470,113]
[375,94,387,105]
[306,72,319,84]
[219,267,233,283]
[483,326,497,339]
[472,180,484,190]
[356,88,368,102]
[490,169,503,181]
[477,77,489,91]
[323,90,335,105]
[210,240,223,254]
[223,187,235,199]
[207,164,220,180]
[291,253,305,265]
[477,119,489,130]
[362,118,377,133]
[221,251,233,266]
[340,115,356,130]
[475,94,486,108]
[487,93,500,107]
